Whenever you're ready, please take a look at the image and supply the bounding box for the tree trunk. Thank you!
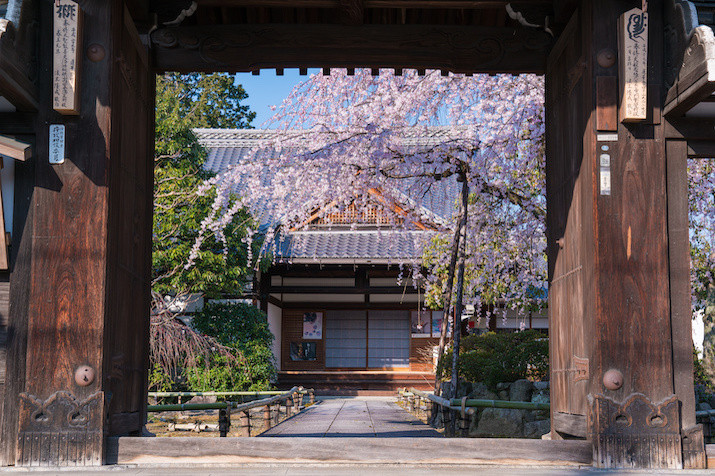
[702,284,715,383]
[435,173,465,396]
[450,177,469,399]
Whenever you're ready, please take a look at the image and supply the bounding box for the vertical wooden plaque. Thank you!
[619,7,648,122]
[53,0,82,115]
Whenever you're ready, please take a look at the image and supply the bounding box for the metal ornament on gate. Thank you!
[588,393,682,469]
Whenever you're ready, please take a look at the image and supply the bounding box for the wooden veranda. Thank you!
[0,0,713,469]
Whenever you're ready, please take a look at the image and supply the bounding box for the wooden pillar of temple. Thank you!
[546,0,706,469]
[0,0,153,466]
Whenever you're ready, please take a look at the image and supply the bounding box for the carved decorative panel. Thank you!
[16,391,104,466]
[588,393,682,469]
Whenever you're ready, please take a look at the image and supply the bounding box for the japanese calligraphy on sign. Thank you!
[49,125,65,164]
[53,0,82,114]
[619,7,648,122]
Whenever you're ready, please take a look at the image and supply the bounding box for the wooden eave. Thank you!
[664,25,715,117]
[0,20,37,111]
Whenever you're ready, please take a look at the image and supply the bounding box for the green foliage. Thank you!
[438,330,549,389]
[186,303,277,392]
[155,73,255,161]
[192,302,273,346]
[694,347,715,397]
[422,232,546,313]
[153,73,260,297]
[148,363,176,393]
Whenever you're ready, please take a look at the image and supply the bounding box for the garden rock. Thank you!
[524,419,551,439]
[458,382,473,397]
[473,408,524,437]
[468,382,498,400]
[468,411,479,435]
[708,395,715,409]
[534,381,549,391]
[432,410,444,429]
[441,382,454,399]
[188,395,218,404]
[498,390,509,400]
[509,379,533,402]
[697,402,712,411]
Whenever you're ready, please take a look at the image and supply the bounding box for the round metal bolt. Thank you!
[74,365,96,387]
[597,49,616,69]
[603,369,623,391]
[87,44,106,62]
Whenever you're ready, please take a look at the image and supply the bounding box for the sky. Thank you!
[235,69,320,128]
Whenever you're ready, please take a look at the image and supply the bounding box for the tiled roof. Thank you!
[195,128,457,262]
[273,230,429,263]
[196,128,460,226]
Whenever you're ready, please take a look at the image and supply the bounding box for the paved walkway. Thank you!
[259,397,442,438]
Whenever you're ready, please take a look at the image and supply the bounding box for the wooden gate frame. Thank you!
[0,0,710,469]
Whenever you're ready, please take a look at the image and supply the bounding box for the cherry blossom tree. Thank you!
[191,68,714,393]
[689,159,715,382]
[195,69,546,395]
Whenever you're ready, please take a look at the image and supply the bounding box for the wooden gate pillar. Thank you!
[1,0,153,466]
[546,0,706,469]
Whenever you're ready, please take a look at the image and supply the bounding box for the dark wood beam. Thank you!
[150,23,552,74]
[276,301,418,310]
[685,140,715,158]
[340,0,364,25]
[269,286,419,294]
[0,113,35,135]
[664,117,715,140]
[195,0,552,9]
[0,21,38,111]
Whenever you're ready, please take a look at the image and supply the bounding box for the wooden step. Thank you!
[276,370,435,396]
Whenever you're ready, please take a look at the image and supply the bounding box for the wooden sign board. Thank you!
[53,0,82,115]
[0,135,32,161]
[619,7,648,122]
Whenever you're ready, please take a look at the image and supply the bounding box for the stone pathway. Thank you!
[259,397,442,438]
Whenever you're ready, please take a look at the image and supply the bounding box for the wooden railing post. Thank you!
[292,392,299,413]
[264,405,272,430]
[241,410,251,437]
[218,403,231,437]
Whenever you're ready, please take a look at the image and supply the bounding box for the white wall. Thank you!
[267,302,282,370]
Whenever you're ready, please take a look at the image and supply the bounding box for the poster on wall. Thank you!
[411,310,431,337]
[303,311,323,339]
[431,311,451,337]
[290,341,317,361]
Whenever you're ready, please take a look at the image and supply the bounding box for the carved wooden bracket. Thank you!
[588,393,682,469]
[17,391,104,466]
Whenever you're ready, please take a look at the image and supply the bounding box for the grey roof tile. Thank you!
[195,128,455,262]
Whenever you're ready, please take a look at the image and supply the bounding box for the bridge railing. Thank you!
[147,387,315,437]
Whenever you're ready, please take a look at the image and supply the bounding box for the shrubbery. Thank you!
[439,330,549,389]
[149,302,276,392]
[694,347,715,403]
